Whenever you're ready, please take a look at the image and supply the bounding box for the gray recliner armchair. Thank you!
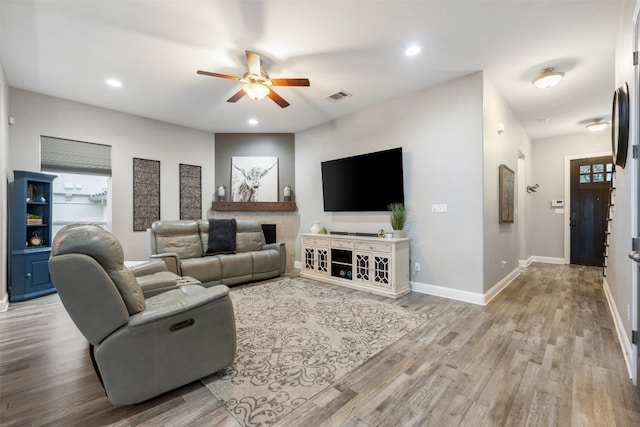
[48,224,236,405]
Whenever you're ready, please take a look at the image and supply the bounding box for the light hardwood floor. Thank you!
[1,263,639,426]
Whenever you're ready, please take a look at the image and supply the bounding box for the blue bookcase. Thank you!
[10,170,57,302]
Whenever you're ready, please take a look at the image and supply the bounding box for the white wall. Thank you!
[0,60,9,310]
[530,132,611,259]
[8,88,215,260]
[296,72,486,296]
[482,74,532,292]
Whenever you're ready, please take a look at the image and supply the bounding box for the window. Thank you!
[40,136,111,176]
[580,163,613,184]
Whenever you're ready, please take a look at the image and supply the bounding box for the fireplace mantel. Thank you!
[211,201,297,212]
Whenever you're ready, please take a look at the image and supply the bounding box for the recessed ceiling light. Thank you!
[248,118,258,126]
[405,45,421,56]
[106,78,122,88]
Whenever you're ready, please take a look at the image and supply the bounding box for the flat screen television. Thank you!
[321,147,405,212]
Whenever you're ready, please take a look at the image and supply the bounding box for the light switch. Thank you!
[432,204,448,213]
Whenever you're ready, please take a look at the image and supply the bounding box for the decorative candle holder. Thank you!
[216,185,226,202]
[283,185,292,202]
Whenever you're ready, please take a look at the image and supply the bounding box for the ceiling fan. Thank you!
[197,50,310,108]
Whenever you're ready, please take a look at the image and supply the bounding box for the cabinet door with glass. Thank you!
[353,242,393,288]
[302,236,330,276]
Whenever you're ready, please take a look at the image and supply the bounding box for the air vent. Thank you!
[325,90,352,102]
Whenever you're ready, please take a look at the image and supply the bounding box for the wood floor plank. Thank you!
[1,263,639,426]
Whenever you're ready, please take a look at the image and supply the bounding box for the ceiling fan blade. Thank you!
[267,89,290,108]
[270,78,310,87]
[246,50,261,76]
[227,89,246,103]
[197,70,242,80]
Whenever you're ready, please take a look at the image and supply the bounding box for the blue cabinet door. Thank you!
[10,250,55,302]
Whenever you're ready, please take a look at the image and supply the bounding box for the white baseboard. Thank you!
[602,278,633,378]
[519,256,534,268]
[410,281,485,305]
[0,294,8,312]
[531,256,566,265]
[411,267,520,306]
[484,267,520,304]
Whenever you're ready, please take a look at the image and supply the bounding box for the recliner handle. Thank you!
[169,318,194,332]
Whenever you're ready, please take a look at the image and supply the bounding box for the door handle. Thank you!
[628,251,640,263]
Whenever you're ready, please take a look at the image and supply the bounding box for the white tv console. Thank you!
[300,233,411,299]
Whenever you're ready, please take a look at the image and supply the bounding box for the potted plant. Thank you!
[388,203,406,238]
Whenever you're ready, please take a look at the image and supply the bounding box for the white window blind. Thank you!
[40,136,112,176]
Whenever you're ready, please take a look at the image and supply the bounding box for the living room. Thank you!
[1,0,639,425]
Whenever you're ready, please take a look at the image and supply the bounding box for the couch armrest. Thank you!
[129,259,168,277]
[150,253,181,275]
[263,242,286,274]
[128,284,230,327]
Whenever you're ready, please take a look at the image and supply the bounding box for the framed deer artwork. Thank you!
[230,156,279,202]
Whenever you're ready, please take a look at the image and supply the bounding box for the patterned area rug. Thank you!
[202,278,428,427]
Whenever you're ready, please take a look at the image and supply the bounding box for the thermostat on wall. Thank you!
[551,199,564,207]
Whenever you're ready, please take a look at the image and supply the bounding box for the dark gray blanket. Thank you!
[206,218,237,255]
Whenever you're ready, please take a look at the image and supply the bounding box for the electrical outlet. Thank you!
[432,204,448,213]
[414,262,420,272]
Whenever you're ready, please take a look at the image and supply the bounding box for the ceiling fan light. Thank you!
[586,121,609,132]
[243,82,270,100]
[532,68,565,89]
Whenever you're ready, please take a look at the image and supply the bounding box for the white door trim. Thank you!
[563,152,613,264]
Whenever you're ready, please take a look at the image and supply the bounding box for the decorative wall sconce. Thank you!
[527,184,540,193]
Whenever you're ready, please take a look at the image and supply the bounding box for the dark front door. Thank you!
[570,156,613,266]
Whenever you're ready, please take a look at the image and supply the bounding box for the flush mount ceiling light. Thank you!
[532,67,565,89]
[585,120,609,132]
[248,118,259,126]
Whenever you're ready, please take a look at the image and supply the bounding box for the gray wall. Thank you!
[296,72,488,296]
[7,88,215,261]
[0,60,9,310]
[214,133,295,201]
[482,74,532,292]
[606,0,638,361]
[529,132,610,260]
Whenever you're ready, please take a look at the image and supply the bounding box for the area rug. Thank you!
[202,278,428,427]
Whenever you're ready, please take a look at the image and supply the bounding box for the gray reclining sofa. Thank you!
[147,219,286,288]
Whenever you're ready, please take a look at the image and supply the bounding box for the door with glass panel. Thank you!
[569,156,613,266]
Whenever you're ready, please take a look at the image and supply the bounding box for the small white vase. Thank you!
[310,221,321,234]
[392,229,405,238]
